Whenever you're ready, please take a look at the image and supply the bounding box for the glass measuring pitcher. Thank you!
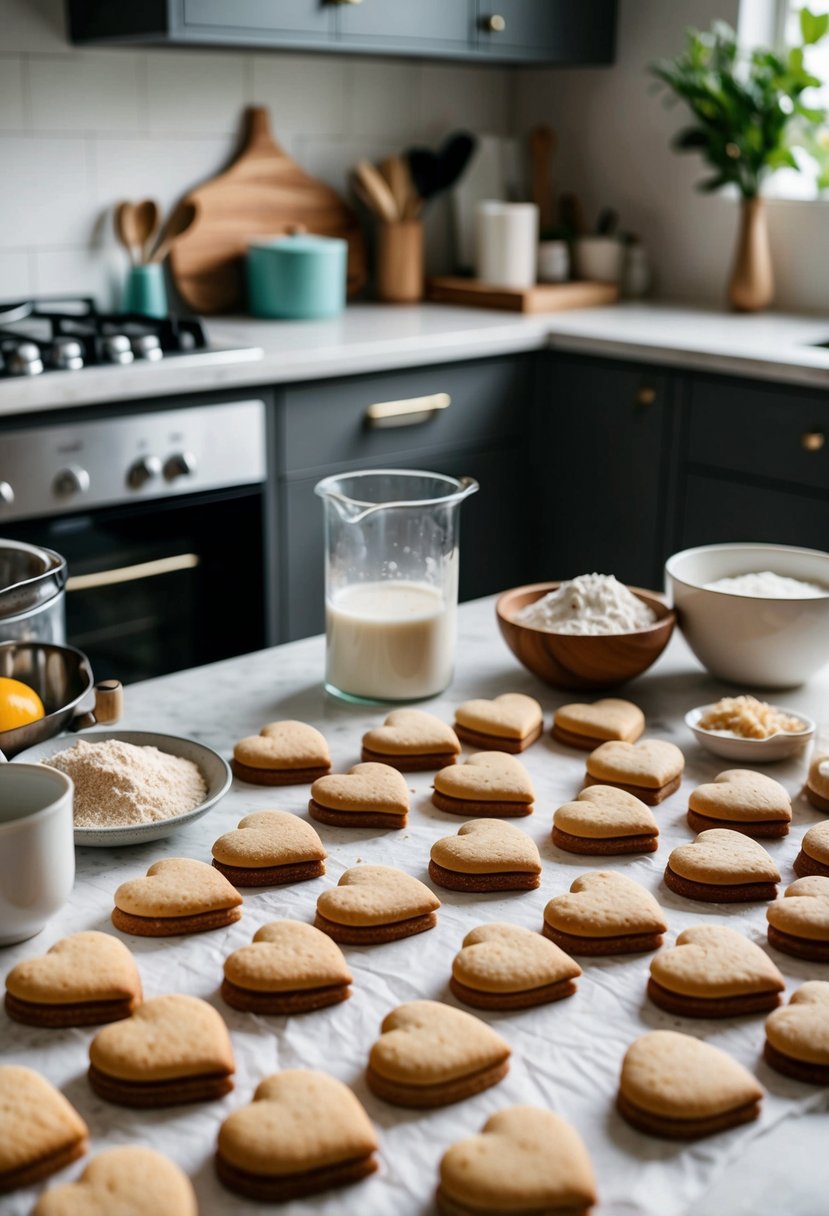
[314,469,479,703]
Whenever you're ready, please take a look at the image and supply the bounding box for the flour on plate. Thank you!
[44,738,207,828]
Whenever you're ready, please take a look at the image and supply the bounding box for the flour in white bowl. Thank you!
[516,573,657,635]
[704,571,828,598]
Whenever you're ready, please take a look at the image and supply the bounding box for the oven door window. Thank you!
[9,489,265,683]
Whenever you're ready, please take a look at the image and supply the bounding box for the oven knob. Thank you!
[0,481,14,506]
[53,465,90,498]
[163,451,197,481]
[127,455,162,489]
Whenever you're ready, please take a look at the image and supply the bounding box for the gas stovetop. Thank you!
[0,298,261,377]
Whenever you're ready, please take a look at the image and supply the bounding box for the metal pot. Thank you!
[0,641,94,760]
[0,540,66,645]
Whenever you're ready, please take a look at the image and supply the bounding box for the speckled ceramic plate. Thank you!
[12,729,231,846]
[684,705,816,763]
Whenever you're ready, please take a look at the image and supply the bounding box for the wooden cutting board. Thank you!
[427,276,619,314]
[169,107,366,314]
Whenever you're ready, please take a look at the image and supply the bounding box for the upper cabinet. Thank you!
[68,0,617,66]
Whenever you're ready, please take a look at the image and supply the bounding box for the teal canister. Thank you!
[246,233,348,319]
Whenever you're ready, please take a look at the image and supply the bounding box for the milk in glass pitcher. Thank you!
[314,469,478,703]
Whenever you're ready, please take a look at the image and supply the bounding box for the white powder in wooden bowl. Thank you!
[517,573,657,635]
[43,739,208,828]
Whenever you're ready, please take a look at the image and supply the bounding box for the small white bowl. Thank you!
[684,703,816,763]
[666,542,829,687]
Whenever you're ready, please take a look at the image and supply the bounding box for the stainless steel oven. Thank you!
[0,398,269,683]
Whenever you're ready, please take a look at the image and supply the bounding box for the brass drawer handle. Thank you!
[484,14,506,32]
[635,386,657,406]
[802,430,825,452]
[366,392,451,428]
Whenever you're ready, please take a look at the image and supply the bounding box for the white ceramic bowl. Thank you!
[13,729,231,847]
[684,703,816,763]
[665,543,829,687]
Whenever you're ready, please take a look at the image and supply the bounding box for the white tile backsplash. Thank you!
[0,0,512,307]
[0,58,24,131]
[0,249,32,297]
[28,52,143,134]
[146,51,248,135]
[251,54,347,140]
[0,135,92,247]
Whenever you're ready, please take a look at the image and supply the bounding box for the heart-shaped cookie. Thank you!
[618,1030,763,1138]
[310,762,409,829]
[88,993,235,1107]
[795,820,829,878]
[113,858,242,936]
[367,999,510,1107]
[0,1067,88,1194]
[764,982,829,1083]
[430,818,540,892]
[455,694,543,753]
[315,865,440,944]
[688,770,792,838]
[553,785,658,856]
[5,931,142,1027]
[648,924,784,1017]
[212,810,326,886]
[216,1070,378,1202]
[438,1106,597,1216]
[767,876,829,961]
[361,709,460,771]
[554,698,645,747]
[585,739,684,804]
[433,752,535,817]
[806,754,829,812]
[451,923,581,1010]
[666,828,780,903]
[33,1147,197,1216]
[222,920,352,1015]
[232,720,331,786]
[543,871,667,956]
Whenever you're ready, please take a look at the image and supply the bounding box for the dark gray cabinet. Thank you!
[674,370,829,554]
[273,355,531,640]
[475,0,616,64]
[68,0,617,65]
[535,354,675,590]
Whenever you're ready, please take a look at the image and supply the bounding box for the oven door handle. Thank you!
[66,553,200,592]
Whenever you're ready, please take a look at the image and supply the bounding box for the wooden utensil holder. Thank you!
[376,220,423,303]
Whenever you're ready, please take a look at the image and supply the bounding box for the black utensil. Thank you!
[406,131,477,201]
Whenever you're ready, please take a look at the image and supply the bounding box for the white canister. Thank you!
[475,202,539,289]
[538,239,570,283]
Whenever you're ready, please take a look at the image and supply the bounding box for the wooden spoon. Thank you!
[113,201,139,266]
[149,200,197,264]
[352,160,398,222]
[135,199,159,263]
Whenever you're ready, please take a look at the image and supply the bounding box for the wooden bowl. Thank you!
[496,582,676,691]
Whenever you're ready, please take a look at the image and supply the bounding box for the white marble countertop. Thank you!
[2,596,828,1216]
[3,301,829,419]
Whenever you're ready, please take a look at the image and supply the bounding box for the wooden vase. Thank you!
[727,197,774,313]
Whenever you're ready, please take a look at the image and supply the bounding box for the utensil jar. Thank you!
[314,469,478,703]
[376,221,424,302]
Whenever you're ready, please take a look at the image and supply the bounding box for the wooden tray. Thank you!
[169,107,366,315]
[426,276,619,314]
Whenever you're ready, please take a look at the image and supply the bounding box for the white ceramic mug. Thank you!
[0,765,74,946]
[475,201,539,289]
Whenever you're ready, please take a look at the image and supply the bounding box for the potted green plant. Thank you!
[650,8,829,311]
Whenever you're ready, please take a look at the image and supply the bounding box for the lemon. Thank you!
[0,677,46,731]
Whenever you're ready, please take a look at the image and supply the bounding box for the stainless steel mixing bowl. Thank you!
[0,641,94,759]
